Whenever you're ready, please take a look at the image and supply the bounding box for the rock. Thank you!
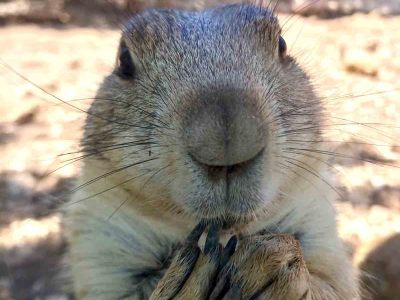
[360,233,400,300]
[333,139,392,166]
[342,47,379,77]
[371,185,400,210]
[15,107,40,125]
[0,0,66,21]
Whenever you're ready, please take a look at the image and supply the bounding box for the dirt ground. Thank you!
[0,11,399,300]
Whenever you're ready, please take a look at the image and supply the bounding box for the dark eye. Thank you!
[278,36,287,58]
[117,43,135,79]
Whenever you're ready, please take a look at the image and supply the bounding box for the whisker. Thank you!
[0,60,166,130]
[280,0,322,31]
[280,155,344,199]
[47,143,168,178]
[66,169,154,206]
[281,139,397,148]
[107,196,131,220]
[141,163,171,189]
[286,147,399,168]
[276,160,336,209]
[277,122,396,143]
[71,156,160,193]
[58,138,156,157]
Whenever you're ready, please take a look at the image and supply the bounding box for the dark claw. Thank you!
[176,222,205,285]
[222,283,242,300]
[166,246,201,300]
[298,289,310,300]
[212,259,242,298]
[209,272,229,300]
[217,235,238,270]
[223,235,237,258]
[204,223,221,255]
[186,222,207,245]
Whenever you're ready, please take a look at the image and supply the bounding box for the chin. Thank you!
[181,198,263,229]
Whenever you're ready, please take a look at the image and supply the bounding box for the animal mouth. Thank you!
[198,216,254,234]
[176,149,265,225]
[189,148,265,182]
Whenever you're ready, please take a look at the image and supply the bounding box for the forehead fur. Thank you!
[122,4,281,59]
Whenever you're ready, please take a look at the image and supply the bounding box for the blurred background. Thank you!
[0,0,399,299]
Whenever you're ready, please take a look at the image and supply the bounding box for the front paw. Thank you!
[210,234,311,300]
[150,223,237,300]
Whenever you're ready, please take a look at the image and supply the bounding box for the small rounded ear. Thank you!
[278,36,287,59]
[116,40,135,79]
[248,9,284,59]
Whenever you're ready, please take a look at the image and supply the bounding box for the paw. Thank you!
[210,234,311,300]
[150,223,237,300]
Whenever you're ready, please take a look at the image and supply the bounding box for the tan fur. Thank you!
[177,256,216,299]
[229,234,310,299]
[66,4,358,300]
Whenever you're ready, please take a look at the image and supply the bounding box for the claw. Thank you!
[223,235,237,258]
[222,283,242,300]
[186,222,207,245]
[216,235,237,271]
[209,272,230,300]
[204,223,221,255]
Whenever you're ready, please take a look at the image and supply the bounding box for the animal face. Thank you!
[86,5,323,224]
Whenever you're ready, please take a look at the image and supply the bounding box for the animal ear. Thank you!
[278,36,287,59]
[116,40,135,79]
[245,8,282,56]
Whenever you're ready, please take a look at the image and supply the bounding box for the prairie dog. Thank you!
[66,4,357,299]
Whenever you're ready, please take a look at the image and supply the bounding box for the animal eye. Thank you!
[278,36,287,58]
[117,43,135,79]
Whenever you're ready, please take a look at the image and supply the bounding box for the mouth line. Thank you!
[188,147,265,169]
[186,151,264,190]
[192,218,240,232]
[188,209,257,229]
[178,189,264,226]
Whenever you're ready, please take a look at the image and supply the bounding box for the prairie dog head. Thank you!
[84,4,324,225]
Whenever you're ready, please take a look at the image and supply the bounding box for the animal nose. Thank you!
[183,89,266,167]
